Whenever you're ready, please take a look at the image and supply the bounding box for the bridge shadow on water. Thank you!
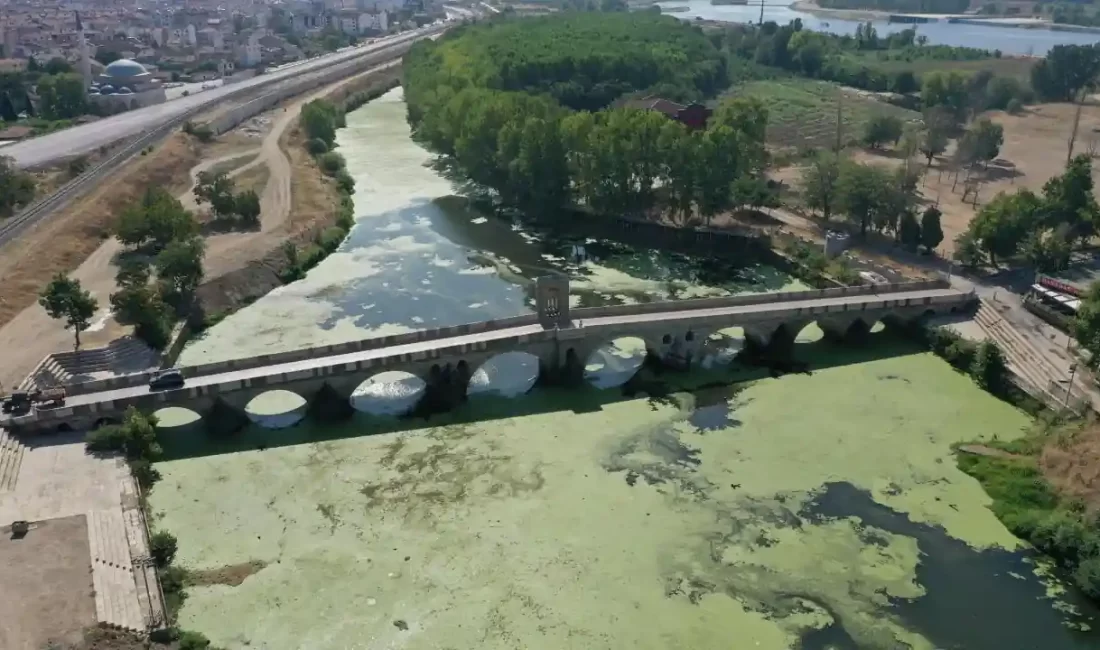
[155,330,929,463]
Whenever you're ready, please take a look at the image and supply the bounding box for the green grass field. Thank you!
[733,78,922,152]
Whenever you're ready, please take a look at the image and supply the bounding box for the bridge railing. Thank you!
[569,278,949,320]
[59,279,952,397]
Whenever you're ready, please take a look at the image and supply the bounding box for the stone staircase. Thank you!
[19,337,159,391]
[974,299,1091,410]
[88,508,145,633]
[0,428,26,492]
[121,478,168,631]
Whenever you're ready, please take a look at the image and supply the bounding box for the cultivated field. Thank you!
[736,79,921,153]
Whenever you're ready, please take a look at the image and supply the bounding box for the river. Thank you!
[659,0,1100,55]
[152,89,1100,649]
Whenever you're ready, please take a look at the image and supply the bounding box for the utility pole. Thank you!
[834,93,843,157]
[1063,363,1079,413]
[1067,90,1084,166]
[759,0,764,26]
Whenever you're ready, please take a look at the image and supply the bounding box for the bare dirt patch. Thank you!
[0,515,96,650]
[186,560,269,587]
[234,163,271,196]
[47,627,153,650]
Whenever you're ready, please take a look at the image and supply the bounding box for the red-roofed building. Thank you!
[618,95,711,130]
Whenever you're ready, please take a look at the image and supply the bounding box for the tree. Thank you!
[42,58,73,75]
[110,261,173,349]
[920,205,944,252]
[861,114,903,149]
[802,152,842,221]
[194,171,237,219]
[1075,282,1100,370]
[155,237,206,300]
[236,190,261,227]
[898,209,921,250]
[919,124,949,169]
[967,189,1043,265]
[970,340,1007,393]
[149,531,177,568]
[922,71,970,122]
[954,229,984,267]
[115,188,198,251]
[38,274,98,350]
[0,92,16,122]
[1031,44,1100,102]
[1023,227,1071,272]
[0,155,35,218]
[36,73,87,120]
[1042,154,1100,243]
[835,162,892,237]
[958,118,1004,168]
[299,99,341,148]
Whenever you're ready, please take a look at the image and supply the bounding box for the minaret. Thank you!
[76,11,92,89]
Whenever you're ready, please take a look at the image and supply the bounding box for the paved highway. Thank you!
[53,285,965,410]
[3,24,445,169]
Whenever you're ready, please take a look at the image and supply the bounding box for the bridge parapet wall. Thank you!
[57,279,955,398]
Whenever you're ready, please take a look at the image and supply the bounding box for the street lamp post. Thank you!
[1063,363,1078,414]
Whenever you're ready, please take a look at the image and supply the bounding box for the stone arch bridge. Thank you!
[2,277,972,434]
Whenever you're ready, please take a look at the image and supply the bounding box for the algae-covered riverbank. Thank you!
[150,342,1100,649]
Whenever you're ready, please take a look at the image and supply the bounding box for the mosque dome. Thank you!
[99,84,115,94]
[116,87,134,95]
[104,59,149,79]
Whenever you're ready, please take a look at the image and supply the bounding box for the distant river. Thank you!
[660,0,1100,55]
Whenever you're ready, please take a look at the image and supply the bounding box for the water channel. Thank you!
[659,0,1100,55]
[152,89,1100,649]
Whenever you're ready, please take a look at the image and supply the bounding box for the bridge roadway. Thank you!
[3,23,446,169]
[2,280,971,431]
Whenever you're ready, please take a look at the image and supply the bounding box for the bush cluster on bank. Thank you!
[280,98,358,283]
[958,429,1100,601]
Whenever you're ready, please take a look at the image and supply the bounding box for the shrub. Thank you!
[317,151,346,176]
[177,630,210,650]
[1075,557,1100,599]
[150,531,178,568]
[307,137,329,155]
[335,169,355,194]
[1006,98,1023,115]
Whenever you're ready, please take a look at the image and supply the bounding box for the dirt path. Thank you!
[0,68,386,390]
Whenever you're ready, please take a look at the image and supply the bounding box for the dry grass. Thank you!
[0,515,96,650]
[235,162,271,196]
[1039,424,1100,512]
[0,134,202,329]
[280,124,340,240]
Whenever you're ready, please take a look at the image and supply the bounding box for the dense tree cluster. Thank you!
[110,188,206,348]
[958,155,1097,269]
[404,14,772,221]
[194,171,261,229]
[1030,44,1100,102]
[405,13,728,115]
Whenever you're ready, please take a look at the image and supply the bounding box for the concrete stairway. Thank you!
[973,299,1087,407]
[0,428,26,492]
[20,338,159,391]
[121,478,167,631]
[88,509,145,633]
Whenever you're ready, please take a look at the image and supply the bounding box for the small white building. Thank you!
[357,11,388,32]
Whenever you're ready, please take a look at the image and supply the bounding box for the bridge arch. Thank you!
[582,336,649,389]
[152,406,203,435]
[467,351,540,398]
[244,389,307,429]
[349,371,426,416]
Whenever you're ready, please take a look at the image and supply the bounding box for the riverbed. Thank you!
[155,88,1100,649]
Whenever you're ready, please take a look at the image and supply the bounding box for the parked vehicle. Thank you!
[2,387,67,414]
[149,369,186,391]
